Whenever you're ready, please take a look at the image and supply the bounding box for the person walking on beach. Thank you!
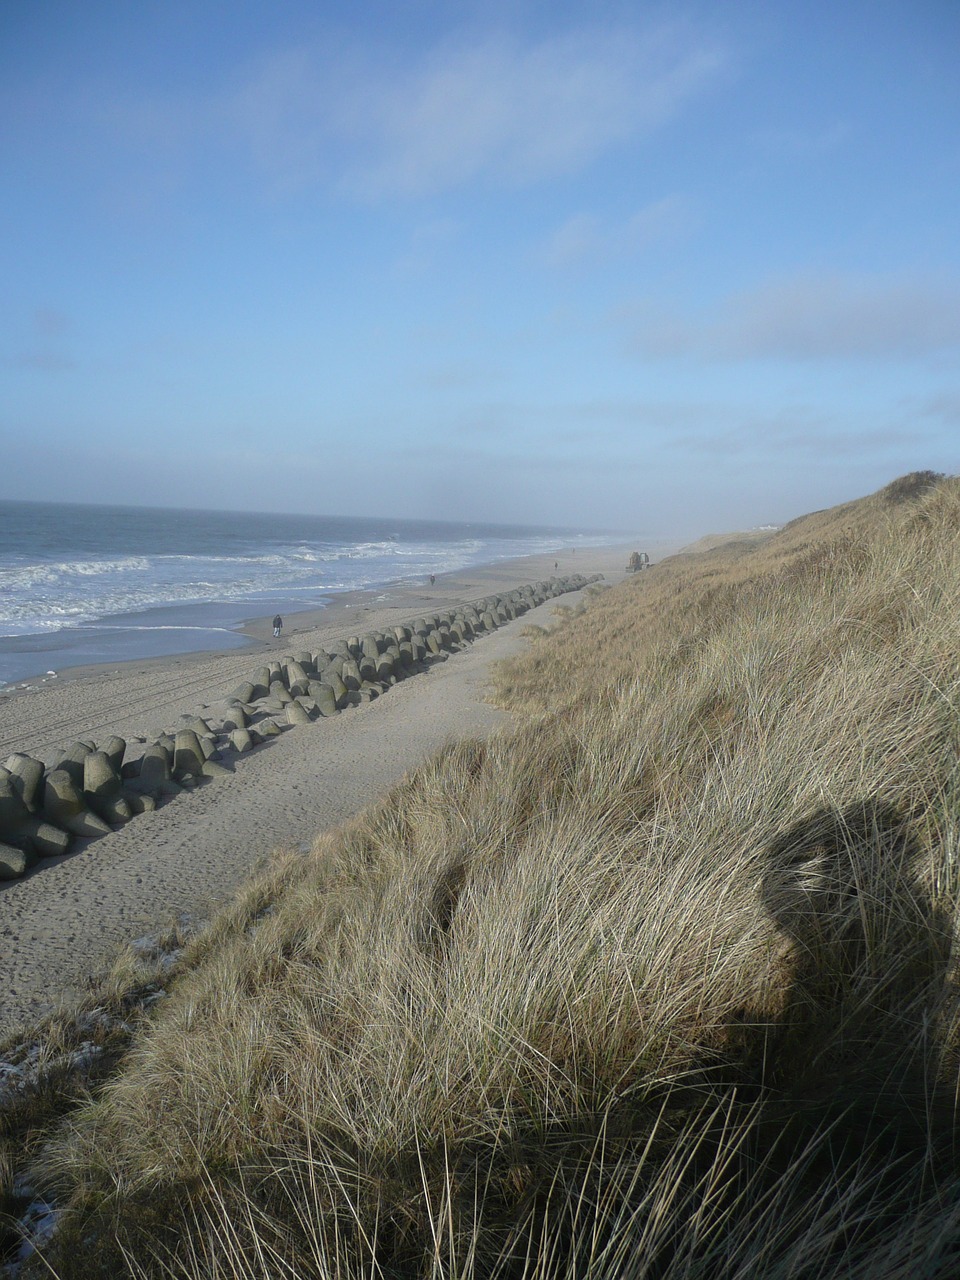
[273,615,283,638]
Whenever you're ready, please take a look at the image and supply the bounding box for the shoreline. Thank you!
[0,537,654,697]
[0,539,674,1036]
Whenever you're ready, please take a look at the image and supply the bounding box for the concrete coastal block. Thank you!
[103,736,127,773]
[173,730,206,778]
[101,795,135,824]
[127,792,157,815]
[0,777,71,857]
[55,741,95,787]
[321,655,345,680]
[5,754,45,812]
[131,743,181,796]
[322,672,349,709]
[82,751,134,824]
[21,816,72,858]
[285,697,310,722]
[0,777,30,836]
[201,758,233,779]
[228,728,254,753]
[178,715,212,738]
[285,661,310,695]
[222,703,247,731]
[83,750,122,802]
[231,682,256,704]
[0,841,34,879]
[42,770,112,838]
[312,685,338,717]
[341,659,361,691]
[358,652,378,682]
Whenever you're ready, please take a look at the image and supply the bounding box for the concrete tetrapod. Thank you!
[285,700,312,726]
[103,735,127,774]
[42,770,112,838]
[321,671,349,709]
[0,776,72,858]
[5,754,45,813]
[129,743,182,797]
[0,842,33,879]
[309,684,338,718]
[173,730,206,779]
[228,728,254,753]
[55,741,95,788]
[83,750,134,825]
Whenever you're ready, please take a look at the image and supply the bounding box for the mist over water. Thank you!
[0,500,618,685]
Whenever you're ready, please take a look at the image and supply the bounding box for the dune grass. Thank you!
[8,469,960,1277]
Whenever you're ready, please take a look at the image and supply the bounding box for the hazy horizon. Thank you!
[0,493,638,539]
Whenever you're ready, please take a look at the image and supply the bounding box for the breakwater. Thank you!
[0,575,598,880]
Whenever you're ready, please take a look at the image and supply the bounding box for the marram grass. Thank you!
[11,470,960,1277]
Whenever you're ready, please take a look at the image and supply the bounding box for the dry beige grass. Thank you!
[7,470,960,1278]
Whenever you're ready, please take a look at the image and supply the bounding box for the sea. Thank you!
[0,500,620,687]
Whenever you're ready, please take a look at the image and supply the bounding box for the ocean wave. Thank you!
[0,530,617,638]
[0,556,153,589]
[94,624,241,634]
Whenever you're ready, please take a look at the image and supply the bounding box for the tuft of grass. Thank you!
[9,471,960,1278]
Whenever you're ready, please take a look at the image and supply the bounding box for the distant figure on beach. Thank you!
[273,615,283,638]
[554,560,559,570]
[429,574,436,586]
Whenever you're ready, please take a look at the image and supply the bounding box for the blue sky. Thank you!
[2,0,958,537]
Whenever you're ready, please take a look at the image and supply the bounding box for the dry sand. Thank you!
[0,542,670,1037]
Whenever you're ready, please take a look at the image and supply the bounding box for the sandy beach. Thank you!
[0,540,675,1038]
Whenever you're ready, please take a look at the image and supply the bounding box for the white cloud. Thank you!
[630,272,960,362]
[28,20,726,207]
[222,24,727,199]
[540,196,693,267]
[755,120,854,158]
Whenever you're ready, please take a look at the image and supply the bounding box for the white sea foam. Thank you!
[0,510,616,642]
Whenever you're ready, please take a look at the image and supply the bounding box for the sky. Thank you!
[2,0,959,538]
